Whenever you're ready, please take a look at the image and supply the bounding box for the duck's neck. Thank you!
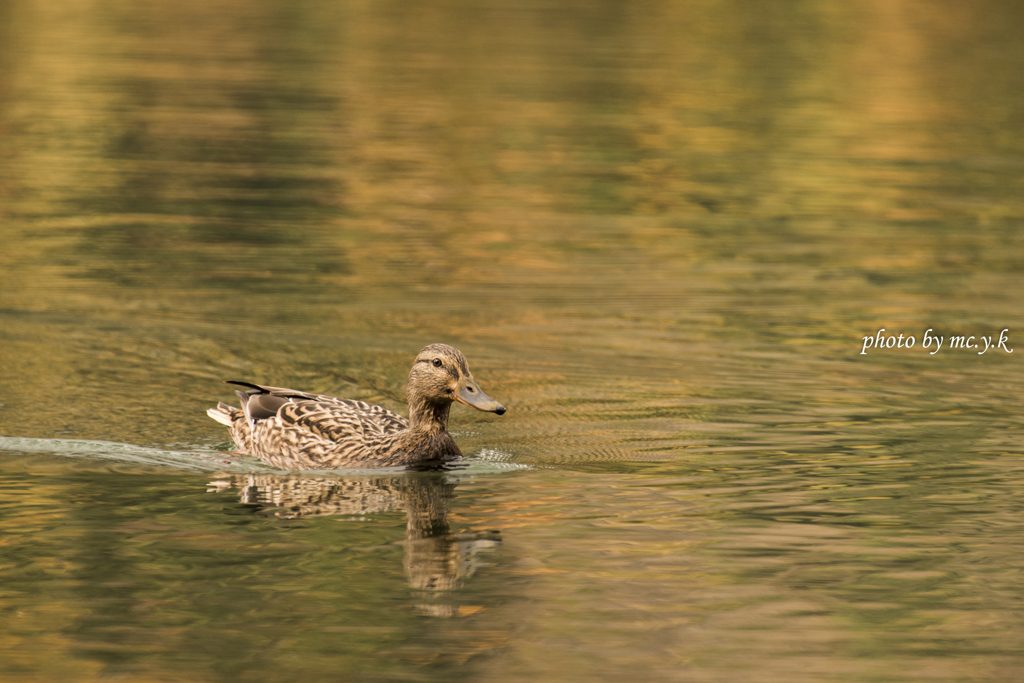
[408,393,452,433]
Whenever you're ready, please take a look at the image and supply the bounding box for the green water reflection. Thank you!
[1,0,1024,680]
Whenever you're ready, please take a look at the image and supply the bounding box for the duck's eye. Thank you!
[432,358,443,368]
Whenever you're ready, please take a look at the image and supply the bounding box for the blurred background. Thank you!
[1,0,1024,681]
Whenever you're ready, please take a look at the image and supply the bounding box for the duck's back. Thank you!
[210,385,413,469]
[277,398,408,444]
[257,398,409,468]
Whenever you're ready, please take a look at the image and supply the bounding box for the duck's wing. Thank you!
[226,381,337,403]
[277,399,408,440]
[218,381,410,466]
[226,381,403,415]
[256,399,409,467]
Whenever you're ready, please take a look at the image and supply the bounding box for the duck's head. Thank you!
[408,343,506,416]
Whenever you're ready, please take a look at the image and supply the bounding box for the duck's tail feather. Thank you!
[207,401,252,453]
[207,402,237,427]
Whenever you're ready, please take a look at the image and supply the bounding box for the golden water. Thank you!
[2,0,1024,680]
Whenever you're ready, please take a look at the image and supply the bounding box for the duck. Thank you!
[207,343,506,470]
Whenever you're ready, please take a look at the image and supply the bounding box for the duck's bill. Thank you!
[456,379,507,415]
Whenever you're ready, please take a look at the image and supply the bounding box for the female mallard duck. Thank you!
[207,344,506,469]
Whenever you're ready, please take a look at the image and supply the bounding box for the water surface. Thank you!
[2,0,1024,681]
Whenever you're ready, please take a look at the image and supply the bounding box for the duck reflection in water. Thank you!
[208,473,499,616]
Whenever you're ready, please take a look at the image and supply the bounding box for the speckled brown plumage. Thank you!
[207,344,505,469]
